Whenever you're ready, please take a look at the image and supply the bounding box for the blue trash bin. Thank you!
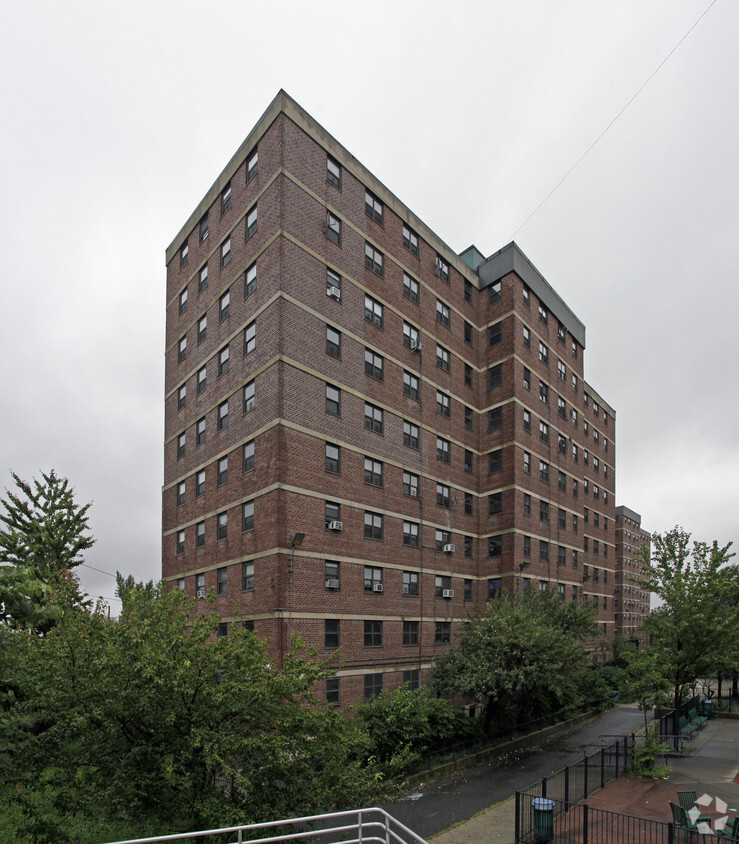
[703,698,713,718]
[532,797,555,842]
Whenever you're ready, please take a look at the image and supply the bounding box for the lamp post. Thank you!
[287,532,305,649]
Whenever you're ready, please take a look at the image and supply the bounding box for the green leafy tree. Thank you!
[432,590,598,732]
[4,582,377,842]
[634,527,739,718]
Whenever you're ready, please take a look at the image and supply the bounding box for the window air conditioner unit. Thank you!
[410,338,422,352]
[327,520,343,531]
[196,587,205,599]
[327,285,341,300]
[442,589,454,599]
[372,583,384,593]
[443,543,455,554]
[325,579,340,589]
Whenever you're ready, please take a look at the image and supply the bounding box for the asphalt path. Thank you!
[381,705,647,840]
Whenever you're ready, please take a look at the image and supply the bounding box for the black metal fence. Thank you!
[515,796,728,843]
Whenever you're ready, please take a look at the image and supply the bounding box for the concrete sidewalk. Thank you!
[424,715,739,843]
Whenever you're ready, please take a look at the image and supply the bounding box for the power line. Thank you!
[617,451,739,496]
[510,0,719,240]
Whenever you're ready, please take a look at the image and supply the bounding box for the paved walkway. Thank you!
[382,708,739,843]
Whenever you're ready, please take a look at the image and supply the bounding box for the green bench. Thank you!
[679,715,699,738]
[688,706,708,728]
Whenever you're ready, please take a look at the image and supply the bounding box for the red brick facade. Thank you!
[163,91,618,706]
[614,506,651,645]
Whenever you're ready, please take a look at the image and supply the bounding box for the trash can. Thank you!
[532,797,555,842]
[703,698,713,718]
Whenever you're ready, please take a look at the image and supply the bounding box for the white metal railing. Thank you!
[104,807,429,844]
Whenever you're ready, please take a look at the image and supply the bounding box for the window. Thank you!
[538,342,549,366]
[488,535,502,557]
[403,521,419,547]
[217,622,228,638]
[364,566,383,591]
[197,365,206,394]
[540,500,549,523]
[436,345,450,371]
[218,400,228,430]
[539,304,548,325]
[219,291,230,322]
[196,417,206,446]
[403,322,419,349]
[242,500,254,532]
[403,224,419,255]
[489,449,502,474]
[220,237,231,268]
[572,374,578,392]
[403,420,419,448]
[436,390,450,417]
[488,579,502,599]
[524,493,531,516]
[523,452,531,474]
[326,156,341,188]
[489,322,502,347]
[176,481,185,507]
[178,384,186,411]
[197,315,207,344]
[325,619,340,649]
[523,285,530,306]
[464,578,472,600]
[326,325,341,358]
[196,572,205,597]
[325,442,340,473]
[465,321,473,345]
[489,492,502,515]
[325,560,340,588]
[558,508,566,530]
[179,288,188,315]
[365,242,383,276]
[464,536,473,558]
[463,280,473,303]
[558,396,566,419]
[539,420,549,444]
[180,241,189,267]
[403,472,419,498]
[325,501,341,527]
[403,272,419,303]
[242,560,254,591]
[192,520,203,549]
[326,677,340,706]
[365,190,383,224]
[436,300,450,328]
[364,402,383,434]
[488,281,501,304]
[558,360,566,381]
[364,512,383,540]
[199,212,208,243]
[403,620,419,644]
[196,470,205,497]
[558,434,566,455]
[539,460,549,483]
[464,449,473,474]
[488,406,502,431]
[558,470,566,492]
[572,443,578,463]
[364,457,383,487]
[326,211,341,245]
[326,384,340,415]
[217,456,228,486]
[243,440,255,472]
[243,321,256,356]
[403,371,419,400]
[572,514,578,533]
[435,622,451,644]
[464,363,472,387]
[178,336,187,363]
[245,205,257,239]
[435,254,449,282]
[215,346,229,378]
[221,181,231,215]
[244,262,257,298]
[176,530,185,555]
[539,381,549,404]
[364,673,383,700]
[488,364,502,389]
[523,367,530,390]
[365,295,383,328]
[217,511,228,541]
[540,540,549,562]
[217,567,228,596]
[523,409,531,431]
[465,492,473,515]
[524,535,531,557]
[465,406,473,429]
[243,380,255,413]
[199,264,208,293]
[436,483,450,508]
[522,325,530,347]
[364,349,383,380]
[436,437,450,463]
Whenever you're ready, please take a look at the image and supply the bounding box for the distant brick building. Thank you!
[614,506,651,645]
[163,90,618,706]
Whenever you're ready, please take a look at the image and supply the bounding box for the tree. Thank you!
[635,527,739,718]
[3,583,377,842]
[0,471,94,626]
[432,590,598,732]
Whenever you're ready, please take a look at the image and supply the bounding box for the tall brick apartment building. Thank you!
[615,506,651,646]
[163,91,618,706]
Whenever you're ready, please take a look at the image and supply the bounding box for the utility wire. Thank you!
[510,0,719,240]
[617,451,739,496]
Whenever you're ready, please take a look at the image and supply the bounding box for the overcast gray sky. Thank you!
[1,0,736,610]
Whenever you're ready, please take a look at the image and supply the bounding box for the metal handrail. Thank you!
[104,807,429,844]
